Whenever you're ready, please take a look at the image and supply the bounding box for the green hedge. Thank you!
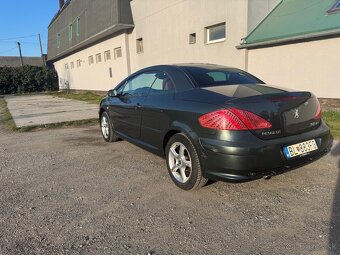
[0,65,59,94]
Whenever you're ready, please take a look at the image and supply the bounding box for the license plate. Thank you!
[283,139,318,159]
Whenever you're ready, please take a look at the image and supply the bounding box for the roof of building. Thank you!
[239,0,340,48]
[0,56,43,67]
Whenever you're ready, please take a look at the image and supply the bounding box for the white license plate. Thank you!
[283,139,318,159]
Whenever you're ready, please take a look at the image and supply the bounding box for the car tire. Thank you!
[166,133,208,190]
[100,111,119,142]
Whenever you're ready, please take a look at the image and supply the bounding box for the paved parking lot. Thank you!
[5,95,98,128]
[0,119,339,254]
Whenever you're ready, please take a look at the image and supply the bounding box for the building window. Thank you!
[114,47,122,59]
[77,59,81,67]
[88,55,94,65]
[189,33,196,44]
[69,24,73,41]
[70,62,74,69]
[109,68,113,78]
[136,38,143,53]
[65,63,69,70]
[328,0,340,14]
[104,50,111,61]
[76,17,80,37]
[206,23,226,44]
[96,53,102,63]
[57,34,61,49]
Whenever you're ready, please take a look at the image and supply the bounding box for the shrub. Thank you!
[0,65,58,95]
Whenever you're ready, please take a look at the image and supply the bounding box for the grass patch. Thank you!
[323,111,340,139]
[48,91,104,104]
[0,98,17,131]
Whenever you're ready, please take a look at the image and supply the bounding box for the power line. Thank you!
[0,46,18,55]
[0,34,38,41]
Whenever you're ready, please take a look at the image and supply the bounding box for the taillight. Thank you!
[199,108,272,131]
[314,101,322,120]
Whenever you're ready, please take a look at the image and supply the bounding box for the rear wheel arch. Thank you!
[163,130,181,153]
[162,122,199,154]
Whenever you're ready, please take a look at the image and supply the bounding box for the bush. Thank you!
[0,65,58,95]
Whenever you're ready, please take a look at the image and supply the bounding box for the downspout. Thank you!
[244,48,249,72]
[125,31,131,75]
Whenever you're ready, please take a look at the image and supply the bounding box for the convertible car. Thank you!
[99,64,331,190]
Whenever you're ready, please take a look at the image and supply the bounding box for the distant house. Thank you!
[0,56,45,67]
[238,0,340,99]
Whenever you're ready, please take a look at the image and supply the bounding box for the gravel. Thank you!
[0,121,339,255]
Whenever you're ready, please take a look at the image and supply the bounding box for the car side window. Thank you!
[149,72,175,95]
[121,72,158,97]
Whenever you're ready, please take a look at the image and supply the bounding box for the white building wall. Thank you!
[247,37,340,99]
[128,0,249,73]
[53,34,129,91]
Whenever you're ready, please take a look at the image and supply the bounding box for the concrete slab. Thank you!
[5,95,99,127]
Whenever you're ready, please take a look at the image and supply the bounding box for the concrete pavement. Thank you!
[5,95,99,127]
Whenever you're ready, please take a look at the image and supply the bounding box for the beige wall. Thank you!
[128,0,248,73]
[247,37,340,99]
[53,33,129,91]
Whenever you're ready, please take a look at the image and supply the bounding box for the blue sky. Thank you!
[0,0,59,57]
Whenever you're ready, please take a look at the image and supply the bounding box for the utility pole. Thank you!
[17,42,23,67]
[38,33,46,66]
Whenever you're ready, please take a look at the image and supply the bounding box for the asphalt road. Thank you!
[0,122,339,255]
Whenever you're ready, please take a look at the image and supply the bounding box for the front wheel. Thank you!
[100,112,119,142]
[165,133,208,190]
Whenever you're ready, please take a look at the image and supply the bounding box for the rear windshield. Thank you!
[183,67,263,87]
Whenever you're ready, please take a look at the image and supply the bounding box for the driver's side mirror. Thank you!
[108,89,118,97]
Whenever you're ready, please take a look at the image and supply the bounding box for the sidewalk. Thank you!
[5,95,99,128]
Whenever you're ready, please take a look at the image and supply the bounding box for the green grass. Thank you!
[323,111,340,139]
[0,98,17,131]
[48,91,104,104]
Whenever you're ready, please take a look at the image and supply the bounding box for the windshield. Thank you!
[182,67,264,87]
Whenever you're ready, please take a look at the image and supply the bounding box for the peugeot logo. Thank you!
[293,109,299,119]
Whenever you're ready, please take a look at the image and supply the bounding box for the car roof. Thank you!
[140,63,240,73]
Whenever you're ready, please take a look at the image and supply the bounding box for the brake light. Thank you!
[199,108,272,131]
[314,101,322,120]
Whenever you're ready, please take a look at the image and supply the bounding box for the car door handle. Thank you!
[135,103,142,110]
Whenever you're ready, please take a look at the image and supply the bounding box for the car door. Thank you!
[141,72,176,149]
[108,72,158,139]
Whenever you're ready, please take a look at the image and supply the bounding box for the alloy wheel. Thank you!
[168,142,192,183]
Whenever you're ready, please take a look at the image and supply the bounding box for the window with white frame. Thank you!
[114,47,122,59]
[77,59,81,67]
[70,62,74,69]
[104,50,111,61]
[65,63,69,70]
[205,23,226,44]
[96,53,102,63]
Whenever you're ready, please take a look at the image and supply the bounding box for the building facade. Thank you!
[239,0,340,99]
[47,0,279,92]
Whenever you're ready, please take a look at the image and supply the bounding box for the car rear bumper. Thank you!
[198,121,332,182]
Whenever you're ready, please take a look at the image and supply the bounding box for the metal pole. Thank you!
[17,42,24,67]
[38,33,46,66]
